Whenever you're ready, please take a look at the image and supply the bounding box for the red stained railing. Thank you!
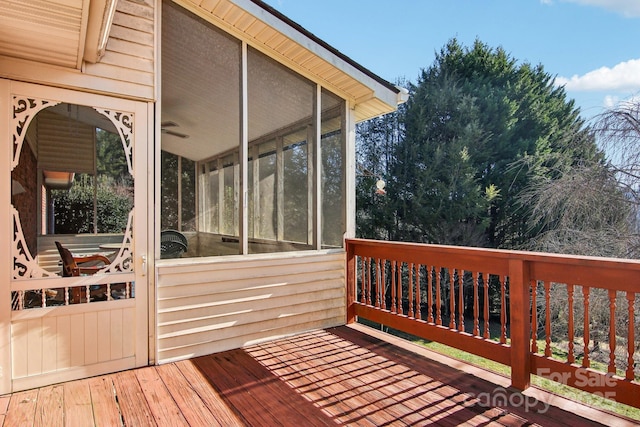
[346,238,640,409]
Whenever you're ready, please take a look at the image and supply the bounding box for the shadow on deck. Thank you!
[0,324,634,426]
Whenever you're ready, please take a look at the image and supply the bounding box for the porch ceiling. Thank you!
[174,0,404,122]
[0,0,116,69]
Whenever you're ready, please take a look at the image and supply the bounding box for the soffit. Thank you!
[0,0,114,69]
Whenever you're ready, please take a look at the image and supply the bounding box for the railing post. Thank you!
[509,258,531,390]
[346,240,356,324]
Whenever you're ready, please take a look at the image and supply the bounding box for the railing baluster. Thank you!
[408,263,414,318]
[567,284,575,364]
[500,275,506,344]
[626,292,635,380]
[544,281,551,357]
[473,271,479,336]
[375,258,381,308]
[358,256,362,303]
[484,273,490,339]
[608,289,617,374]
[436,267,442,325]
[381,259,386,310]
[397,262,403,315]
[365,257,371,306]
[449,269,456,330]
[416,265,422,320]
[427,266,433,323]
[458,269,464,332]
[391,260,397,313]
[531,280,538,353]
[359,256,364,304]
[583,286,590,368]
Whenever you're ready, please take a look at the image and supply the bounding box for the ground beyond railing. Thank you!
[345,238,640,409]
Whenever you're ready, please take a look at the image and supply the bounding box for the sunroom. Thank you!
[160,1,349,257]
[1,0,404,393]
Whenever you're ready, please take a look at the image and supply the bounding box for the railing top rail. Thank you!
[346,238,640,269]
[346,238,640,292]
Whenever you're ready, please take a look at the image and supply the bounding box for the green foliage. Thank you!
[357,38,601,249]
[356,107,404,240]
[51,128,133,234]
[96,129,130,183]
[161,151,196,232]
[52,176,132,234]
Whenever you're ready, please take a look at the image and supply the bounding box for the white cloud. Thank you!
[604,93,640,109]
[555,59,640,91]
[563,0,640,17]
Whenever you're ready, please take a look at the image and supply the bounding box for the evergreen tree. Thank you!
[358,39,601,248]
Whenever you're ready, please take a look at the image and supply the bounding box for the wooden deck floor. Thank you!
[0,324,633,426]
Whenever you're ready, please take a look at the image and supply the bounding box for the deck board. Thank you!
[33,385,63,427]
[172,360,245,426]
[4,389,37,426]
[1,325,633,426]
[135,367,188,426]
[63,380,94,426]
[154,363,220,426]
[110,370,156,426]
[87,376,123,427]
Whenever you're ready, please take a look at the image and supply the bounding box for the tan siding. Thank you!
[156,251,346,363]
[83,0,155,98]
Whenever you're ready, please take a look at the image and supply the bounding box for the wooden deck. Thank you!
[0,324,632,426]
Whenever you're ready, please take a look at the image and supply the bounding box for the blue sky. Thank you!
[263,0,640,123]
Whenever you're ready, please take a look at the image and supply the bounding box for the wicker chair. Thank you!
[160,229,188,259]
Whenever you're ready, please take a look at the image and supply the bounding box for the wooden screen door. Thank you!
[1,81,151,392]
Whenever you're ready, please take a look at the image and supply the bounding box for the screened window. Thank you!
[160,2,346,258]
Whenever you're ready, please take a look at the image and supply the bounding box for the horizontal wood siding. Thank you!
[156,251,346,363]
[83,0,155,98]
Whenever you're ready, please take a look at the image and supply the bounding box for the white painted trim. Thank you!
[10,299,136,321]
[132,99,151,368]
[345,99,357,239]
[314,84,322,249]
[0,79,12,394]
[241,42,249,255]
[156,248,344,272]
[152,0,163,364]
[0,56,154,102]
[12,357,136,392]
[147,101,157,366]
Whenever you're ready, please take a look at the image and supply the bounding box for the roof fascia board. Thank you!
[84,0,118,64]
[237,0,399,104]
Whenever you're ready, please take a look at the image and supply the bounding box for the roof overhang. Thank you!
[0,0,117,69]
[175,0,405,121]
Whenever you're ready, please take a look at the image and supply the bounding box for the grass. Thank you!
[359,320,640,420]
[417,338,640,420]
